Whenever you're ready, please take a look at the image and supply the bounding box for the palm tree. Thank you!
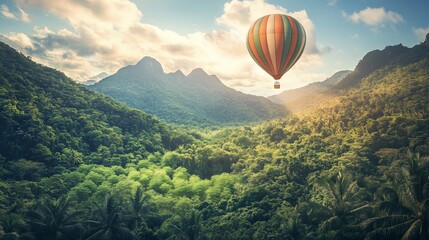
[0,215,33,240]
[85,196,135,240]
[282,216,316,240]
[302,171,369,239]
[363,151,429,240]
[163,209,203,240]
[24,197,82,240]
[127,187,155,230]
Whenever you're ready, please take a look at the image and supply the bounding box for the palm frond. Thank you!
[377,201,415,216]
[365,219,415,240]
[363,215,412,230]
[349,203,372,216]
[401,219,420,240]
[319,216,343,232]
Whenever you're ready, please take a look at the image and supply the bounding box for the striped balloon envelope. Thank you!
[247,14,306,88]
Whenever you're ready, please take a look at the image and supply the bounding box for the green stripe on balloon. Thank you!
[246,33,259,68]
[288,18,301,68]
[285,18,306,73]
[253,18,271,72]
[280,15,292,71]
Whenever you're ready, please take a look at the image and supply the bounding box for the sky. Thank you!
[1,0,428,96]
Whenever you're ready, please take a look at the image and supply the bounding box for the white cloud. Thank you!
[216,0,287,30]
[6,0,326,96]
[18,7,29,22]
[1,32,34,49]
[345,7,403,30]
[1,4,30,22]
[413,27,429,41]
[1,5,17,19]
[18,0,141,30]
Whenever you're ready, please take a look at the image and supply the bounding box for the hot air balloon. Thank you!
[247,14,306,89]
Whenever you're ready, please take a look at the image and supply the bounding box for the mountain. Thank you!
[0,41,188,179]
[270,33,429,113]
[336,33,429,89]
[89,57,287,126]
[268,70,351,113]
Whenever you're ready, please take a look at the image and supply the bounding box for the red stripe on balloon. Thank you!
[259,16,275,75]
[247,22,271,73]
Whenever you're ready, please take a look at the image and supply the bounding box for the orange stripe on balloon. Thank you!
[274,14,284,78]
[280,16,298,74]
[248,21,270,73]
[259,16,275,75]
[266,15,277,75]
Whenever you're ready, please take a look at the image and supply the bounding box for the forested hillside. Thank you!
[0,41,195,179]
[271,35,429,114]
[0,35,428,240]
[89,57,287,126]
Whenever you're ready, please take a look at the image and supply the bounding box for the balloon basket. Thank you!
[274,81,280,89]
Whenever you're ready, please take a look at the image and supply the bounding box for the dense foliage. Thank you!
[1,37,429,240]
[89,57,287,126]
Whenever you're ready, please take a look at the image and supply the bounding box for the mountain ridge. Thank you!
[90,57,288,126]
[336,33,429,89]
[269,34,429,113]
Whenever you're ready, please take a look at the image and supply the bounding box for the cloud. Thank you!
[345,7,403,30]
[18,0,141,29]
[5,0,326,96]
[216,0,287,30]
[1,32,34,49]
[1,5,17,19]
[1,4,30,22]
[18,7,29,22]
[413,27,429,41]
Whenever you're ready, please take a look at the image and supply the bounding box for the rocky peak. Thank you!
[136,56,164,74]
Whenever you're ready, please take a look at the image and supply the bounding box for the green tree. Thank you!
[307,171,369,239]
[364,151,429,240]
[162,209,203,240]
[269,127,285,142]
[0,215,33,240]
[85,196,135,240]
[9,159,47,181]
[282,216,307,240]
[25,197,82,240]
[127,187,155,230]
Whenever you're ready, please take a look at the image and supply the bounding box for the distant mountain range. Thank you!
[89,57,287,126]
[270,33,429,113]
